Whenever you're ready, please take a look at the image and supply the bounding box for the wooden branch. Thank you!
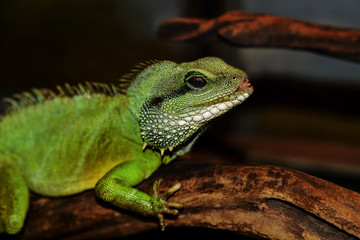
[16,161,360,240]
[158,10,360,62]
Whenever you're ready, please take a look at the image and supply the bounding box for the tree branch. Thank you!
[158,10,360,62]
[17,161,360,240]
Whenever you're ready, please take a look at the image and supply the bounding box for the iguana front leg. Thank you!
[94,159,183,230]
[0,161,29,234]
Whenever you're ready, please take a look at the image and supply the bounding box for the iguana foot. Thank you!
[151,178,183,231]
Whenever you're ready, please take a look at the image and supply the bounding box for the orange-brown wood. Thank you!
[159,11,360,62]
[19,161,360,240]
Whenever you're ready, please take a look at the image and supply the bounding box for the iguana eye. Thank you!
[186,76,207,89]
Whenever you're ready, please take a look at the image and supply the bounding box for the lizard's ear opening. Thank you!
[149,97,163,109]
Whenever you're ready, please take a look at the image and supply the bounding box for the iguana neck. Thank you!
[125,61,178,117]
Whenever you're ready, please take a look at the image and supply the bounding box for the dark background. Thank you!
[1,0,359,192]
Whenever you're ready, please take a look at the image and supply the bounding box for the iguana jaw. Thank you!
[140,77,253,156]
[181,78,253,124]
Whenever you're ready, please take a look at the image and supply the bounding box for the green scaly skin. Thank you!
[0,57,253,234]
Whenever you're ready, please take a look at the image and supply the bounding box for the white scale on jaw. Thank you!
[140,91,250,152]
[174,92,250,125]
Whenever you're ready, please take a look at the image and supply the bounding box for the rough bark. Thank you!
[158,10,360,62]
[12,161,360,240]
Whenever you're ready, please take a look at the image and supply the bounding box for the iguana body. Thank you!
[0,57,253,234]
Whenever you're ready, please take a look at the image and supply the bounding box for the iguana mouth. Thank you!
[235,77,253,93]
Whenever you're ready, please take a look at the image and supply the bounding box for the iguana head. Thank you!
[133,57,253,157]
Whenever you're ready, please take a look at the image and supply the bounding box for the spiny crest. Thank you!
[118,59,161,90]
[2,59,162,114]
[3,82,122,114]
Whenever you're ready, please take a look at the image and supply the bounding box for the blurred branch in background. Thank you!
[159,10,360,62]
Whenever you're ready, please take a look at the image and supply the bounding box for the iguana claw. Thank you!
[152,178,183,231]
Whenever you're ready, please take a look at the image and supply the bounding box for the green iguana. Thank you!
[0,57,253,234]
